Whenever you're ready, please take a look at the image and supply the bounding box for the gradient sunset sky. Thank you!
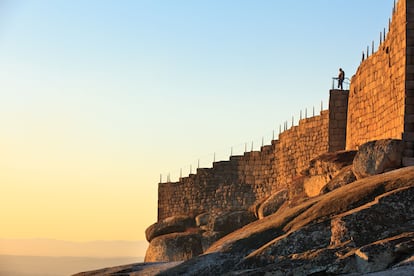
[1,0,394,252]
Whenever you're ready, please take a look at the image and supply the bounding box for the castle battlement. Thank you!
[156,0,414,221]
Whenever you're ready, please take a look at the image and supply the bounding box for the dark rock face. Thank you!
[156,253,238,276]
[257,189,288,219]
[320,165,356,195]
[330,186,414,248]
[352,139,403,179]
[302,150,357,197]
[195,213,209,228]
[353,233,414,273]
[209,210,256,235]
[145,215,195,242]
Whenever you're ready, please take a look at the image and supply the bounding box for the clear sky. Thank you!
[0,0,395,251]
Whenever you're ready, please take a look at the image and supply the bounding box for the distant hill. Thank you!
[0,239,148,258]
[0,239,147,276]
[0,255,144,276]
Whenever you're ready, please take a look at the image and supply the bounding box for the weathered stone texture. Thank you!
[329,90,349,152]
[145,215,195,242]
[257,189,288,219]
[158,111,330,220]
[144,232,203,262]
[346,0,406,150]
[352,139,404,179]
[274,110,330,194]
[403,1,414,165]
[157,0,414,234]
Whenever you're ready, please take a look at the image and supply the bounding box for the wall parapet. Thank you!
[156,0,414,225]
[157,102,343,220]
[346,0,405,150]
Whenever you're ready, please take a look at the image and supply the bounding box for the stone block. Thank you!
[404,149,414,157]
[404,141,414,149]
[404,123,414,132]
[406,65,414,75]
[405,104,414,114]
[403,157,414,166]
[406,81,414,90]
[403,132,414,142]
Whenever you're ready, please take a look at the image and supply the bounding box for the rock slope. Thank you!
[75,139,414,275]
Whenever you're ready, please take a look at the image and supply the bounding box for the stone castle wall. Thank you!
[346,0,406,150]
[156,0,414,221]
[273,111,329,193]
[157,106,343,220]
[403,1,414,165]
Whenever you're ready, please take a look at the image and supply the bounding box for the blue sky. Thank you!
[0,0,395,245]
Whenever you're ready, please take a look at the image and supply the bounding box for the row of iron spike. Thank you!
[362,0,396,62]
[161,102,325,183]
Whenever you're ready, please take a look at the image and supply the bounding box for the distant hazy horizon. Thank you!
[0,255,144,276]
[0,238,148,258]
[0,239,147,276]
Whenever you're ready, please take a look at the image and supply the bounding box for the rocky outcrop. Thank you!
[73,262,183,276]
[302,150,357,197]
[320,165,356,194]
[144,232,203,262]
[303,150,357,177]
[208,210,256,235]
[144,210,256,262]
[257,189,288,219]
[352,139,403,179]
[76,140,414,275]
[145,215,195,242]
[146,167,414,275]
[352,233,414,274]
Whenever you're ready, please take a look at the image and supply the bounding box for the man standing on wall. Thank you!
[338,68,345,90]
